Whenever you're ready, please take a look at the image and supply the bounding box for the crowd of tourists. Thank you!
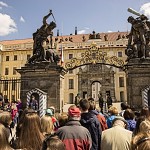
[0,97,150,150]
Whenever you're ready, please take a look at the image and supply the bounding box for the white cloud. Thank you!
[20,16,25,22]
[78,29,86,34]
[140,2,150,18]
[0,1,8,7]
[0,13,17,36]
[107,30,113,33]
[77,27,90,34]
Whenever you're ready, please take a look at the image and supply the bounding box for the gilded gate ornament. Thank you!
[65,44,125,70]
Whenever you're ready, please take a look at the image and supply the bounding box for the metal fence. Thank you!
[0,78,21,102]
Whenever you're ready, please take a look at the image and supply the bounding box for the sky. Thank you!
[0,0,150,41]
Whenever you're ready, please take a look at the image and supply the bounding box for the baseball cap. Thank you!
[46,108,53,116]
[68,106,81,117]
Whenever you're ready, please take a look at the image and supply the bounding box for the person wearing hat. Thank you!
[46,108,59,131]
[29,95,38,110]
[101,116,133,150]
[56,105,92,150]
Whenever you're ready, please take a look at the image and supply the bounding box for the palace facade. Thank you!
[0,31,128,104]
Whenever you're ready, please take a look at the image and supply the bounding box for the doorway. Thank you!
[92,82,101,101]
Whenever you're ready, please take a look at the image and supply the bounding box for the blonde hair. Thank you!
[41,115,54,135]
[0,111,12,127]
[140,119,150,132]
[108,106,118,115]
[17,112,44,150]
[0,123,13,150]
[132,131,150,150]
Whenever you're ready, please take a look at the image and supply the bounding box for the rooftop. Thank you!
[0,31,128,45]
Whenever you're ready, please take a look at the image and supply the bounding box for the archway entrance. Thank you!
[77,64,116,101]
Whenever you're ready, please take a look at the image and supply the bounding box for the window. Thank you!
[6,56,9,61]
[69,70,73,74]
[5,68,9,75]
[69,54,73,59]
[13,67,17,75]
[69,93,74,103]
[69,79,74,89]
[27,54,31,60]
[118,52,122,57]
[14,55,17,61]
[120,91,124,102]
[119,77,124,87]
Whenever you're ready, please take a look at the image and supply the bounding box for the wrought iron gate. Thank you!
[0,78,21,102]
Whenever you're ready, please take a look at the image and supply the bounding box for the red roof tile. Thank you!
[0,31,128,45]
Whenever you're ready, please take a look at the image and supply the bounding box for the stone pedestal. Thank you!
[125,58,150,109]
[17,62,67,112]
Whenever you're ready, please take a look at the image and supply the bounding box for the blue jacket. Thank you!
[107,115,116,128]
[126,119,136,131]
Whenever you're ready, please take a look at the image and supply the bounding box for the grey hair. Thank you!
[113,120,125,128]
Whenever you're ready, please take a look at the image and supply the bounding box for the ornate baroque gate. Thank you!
[65,43,125,102]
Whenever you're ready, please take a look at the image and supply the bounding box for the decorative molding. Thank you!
[65,43,125,70]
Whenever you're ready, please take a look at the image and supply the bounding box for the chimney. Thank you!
[75,27,77,35]
[57,29,59,36]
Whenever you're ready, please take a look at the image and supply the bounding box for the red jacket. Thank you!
[11,109,18,120]
[56,120,92,150]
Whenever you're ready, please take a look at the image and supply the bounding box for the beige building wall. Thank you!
[0,40,33,100]
[0,32,128,103]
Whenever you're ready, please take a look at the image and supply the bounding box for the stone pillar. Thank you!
[17,62,67,112]
[125,59,150,109]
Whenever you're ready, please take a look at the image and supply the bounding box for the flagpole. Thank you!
[60,22,64,66]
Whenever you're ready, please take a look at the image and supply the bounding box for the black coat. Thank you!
[80,112,102,150]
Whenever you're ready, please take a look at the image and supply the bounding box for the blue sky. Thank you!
[0,0,150,41]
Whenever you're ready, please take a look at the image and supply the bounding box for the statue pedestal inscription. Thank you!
[125,58,150,109]
[17,62,67,112]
